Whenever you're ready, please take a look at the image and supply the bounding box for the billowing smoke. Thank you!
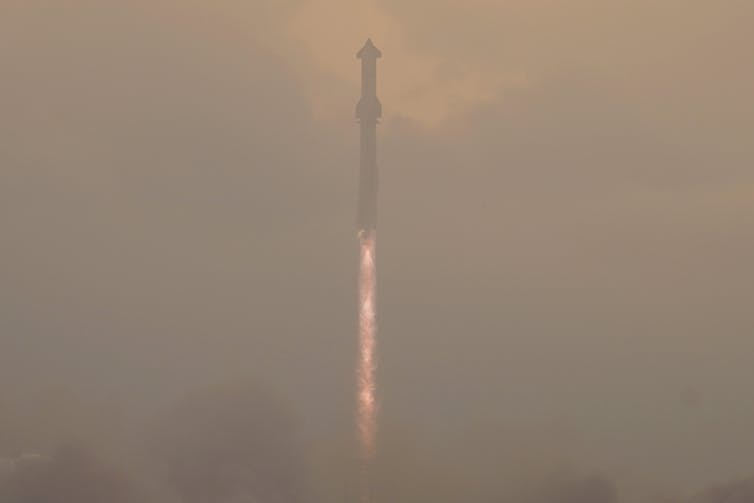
[689,478,754,503]
[525,472,618,503]
[0,445,138,503]
[151,379,306,503]
[1,2,753,503]
[0,379,306,503]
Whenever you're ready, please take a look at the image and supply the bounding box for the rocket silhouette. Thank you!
[356,39,381,233]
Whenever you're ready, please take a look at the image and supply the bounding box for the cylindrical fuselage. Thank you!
[358,118,378,232]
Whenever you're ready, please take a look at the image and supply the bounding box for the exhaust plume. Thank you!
[357,230,378,464]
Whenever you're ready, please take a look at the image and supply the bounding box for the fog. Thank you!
[1,1,753,502]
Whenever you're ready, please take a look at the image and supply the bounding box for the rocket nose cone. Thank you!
[357,39,382,59]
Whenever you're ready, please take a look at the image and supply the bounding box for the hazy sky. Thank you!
[1,1,753,502]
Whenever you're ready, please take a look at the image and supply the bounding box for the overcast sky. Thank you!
[1,1,753,502]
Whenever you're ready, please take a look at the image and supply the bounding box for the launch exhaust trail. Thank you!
[358,231,377,460]
[356,38,381,503]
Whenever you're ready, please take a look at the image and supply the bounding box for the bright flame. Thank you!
[358,230,377,463]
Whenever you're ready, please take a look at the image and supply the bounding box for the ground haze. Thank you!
[1,2,753,502]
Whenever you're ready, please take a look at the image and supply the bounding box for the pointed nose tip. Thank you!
[357,38,382,59]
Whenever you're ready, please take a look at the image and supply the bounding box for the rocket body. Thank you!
[356,39,382,233]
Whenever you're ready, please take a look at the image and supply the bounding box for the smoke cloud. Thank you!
[689,478,754,503]
[0,445,138,503]
[525,472,618,503]
[151,380,305,503]
[2,1,753,502]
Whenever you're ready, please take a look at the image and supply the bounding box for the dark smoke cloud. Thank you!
[151,379,306,503]
[2,1,753,502]
[0,379,306,503]
[0,445,138,503]
[689,478,754,503]
[525,472,618,503]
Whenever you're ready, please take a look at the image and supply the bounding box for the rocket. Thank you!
[356,39,382,233]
